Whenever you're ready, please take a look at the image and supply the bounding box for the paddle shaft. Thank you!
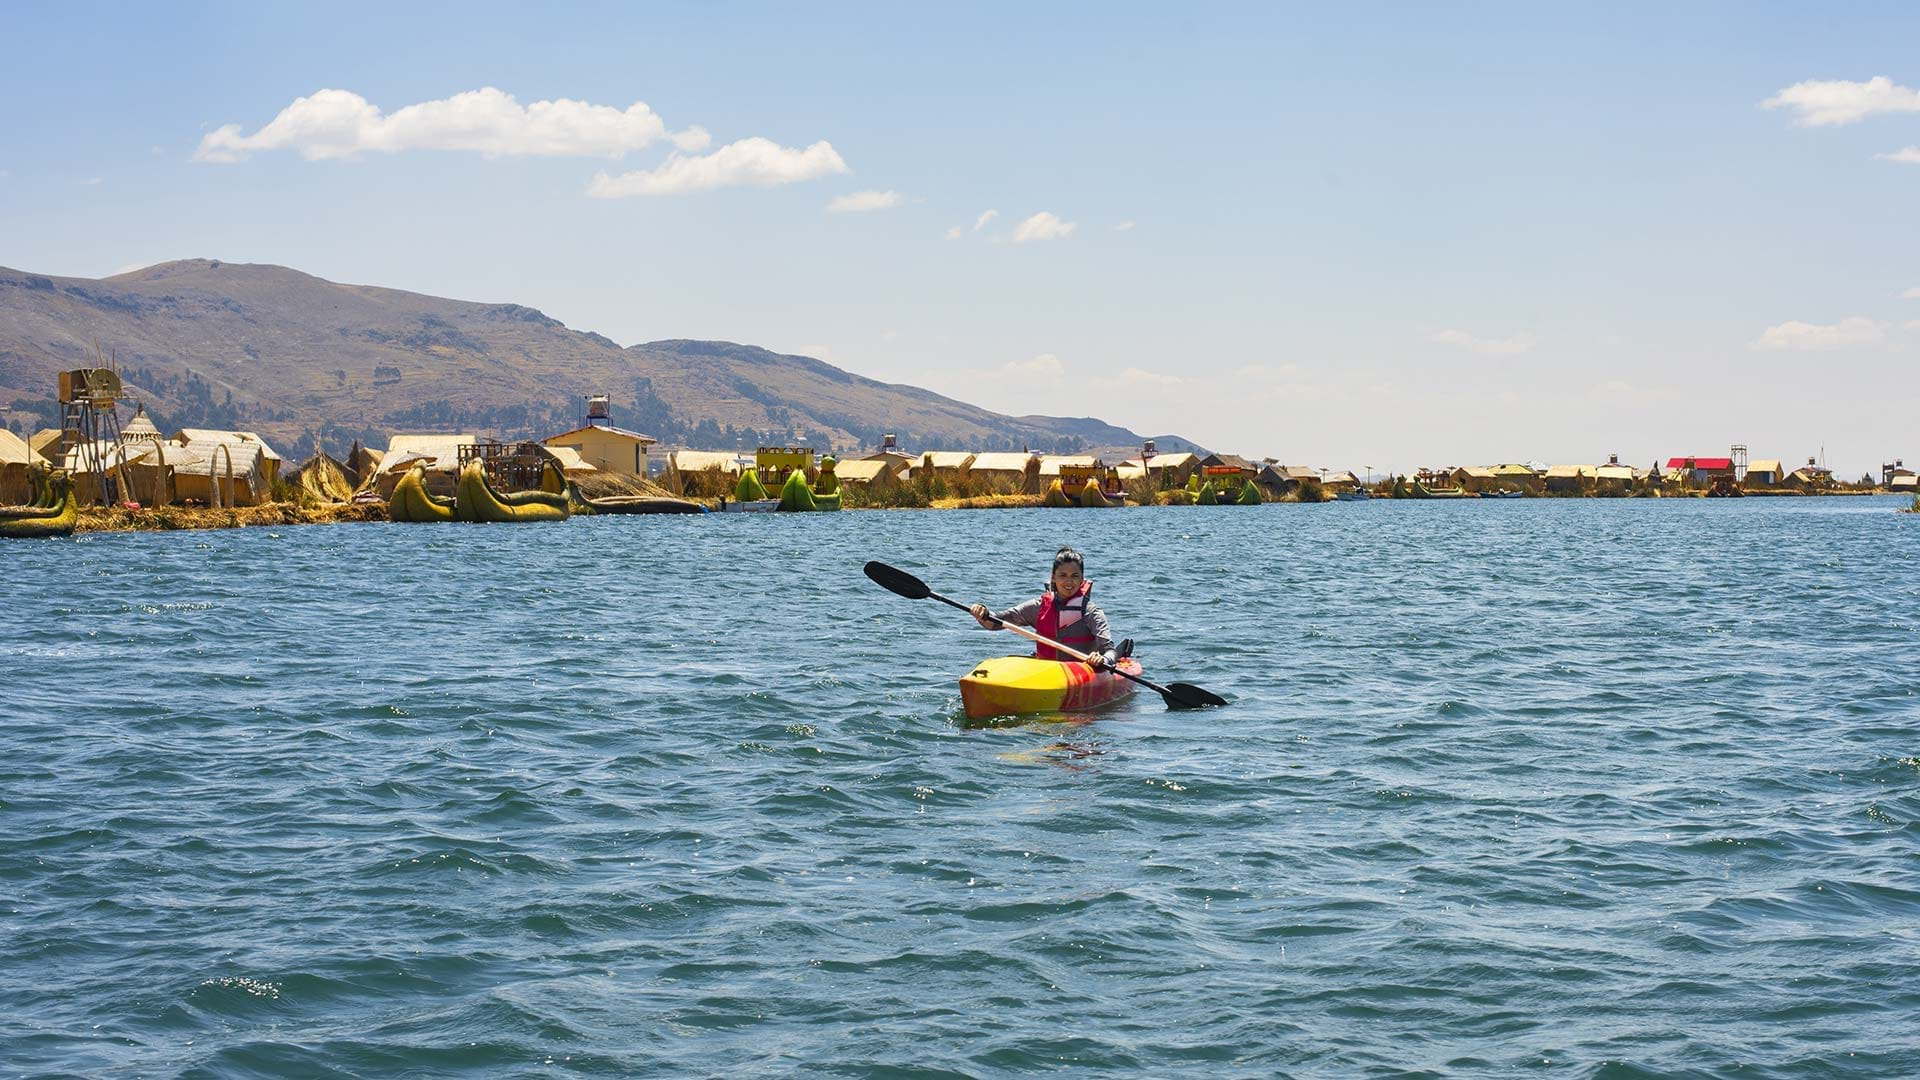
[924,589,1186,701]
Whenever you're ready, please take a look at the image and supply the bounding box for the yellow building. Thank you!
[543,423,656,477]
[754,446,815,489]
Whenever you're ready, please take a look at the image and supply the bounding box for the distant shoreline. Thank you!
[44,489,1906,534]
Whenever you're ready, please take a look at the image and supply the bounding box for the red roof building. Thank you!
[1667,455,1737,485]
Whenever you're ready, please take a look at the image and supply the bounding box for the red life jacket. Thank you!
[1034,580,1096,660]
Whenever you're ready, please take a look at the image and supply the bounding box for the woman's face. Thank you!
[1051,561,1084,597]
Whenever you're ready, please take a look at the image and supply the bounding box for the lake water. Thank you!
[4,498,1918,1076]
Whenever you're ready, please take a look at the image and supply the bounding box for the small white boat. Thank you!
[1336,489,1371,501]
[718,498,780,513]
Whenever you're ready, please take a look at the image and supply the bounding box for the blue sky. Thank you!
[4,2,1917,474]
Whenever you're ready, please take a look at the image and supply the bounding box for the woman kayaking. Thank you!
[970,546,1118,670]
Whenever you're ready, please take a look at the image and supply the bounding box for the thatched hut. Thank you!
[1255,464,1318,499]
[1116,451,1199,490]
[967,452,1040,494]
[297,452,356,503]
[1449,466,1500,493]
[174,428,285,482]
[170,441,271,506]
[1038,454,1100,479]
[1199,453,1258,480]
[665,450,749,496]
[916,451,976,482]
[834,458,909,494]
[374,434,476,497]
[0,429,32,505]
[1594,459,1636,492]
[1543,464,1598,495]
[28,429,63,467]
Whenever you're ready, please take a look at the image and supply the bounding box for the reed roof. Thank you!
[543,445,598,475]
[835,459,906,483]
[380,434,475,473]
[968,452,1037,472]
[0,428,29,466]
[174,428,284,464]
[1038,454,1100,475]
[119,406,162,441]
[28,430,63,463]
[669,450,747,473]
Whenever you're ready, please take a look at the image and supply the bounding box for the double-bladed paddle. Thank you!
[863,560,1227,711]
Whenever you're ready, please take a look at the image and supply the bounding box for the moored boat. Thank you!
[958,655,1142,719]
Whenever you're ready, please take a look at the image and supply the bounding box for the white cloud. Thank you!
[1879,147,1920,164]
[195,87,708,163]
[1763,76,1920,126]
[1905,320,1920,333]
[1004,353,1064,376]
[826,189,903,213]
[1119,367,1180,386]
[1904,287,1920,299]
[78,176,103,186]
[1751,316,1885,350]
[1428,328,1534,355]
[588,138,848,198]
[1114,220,1136,232]
[1011,211,1076,244]
[947,210,1001,239]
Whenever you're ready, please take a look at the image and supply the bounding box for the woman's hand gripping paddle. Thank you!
[862,561,1227,711]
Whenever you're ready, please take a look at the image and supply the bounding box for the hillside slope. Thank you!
[0,260,1200,458]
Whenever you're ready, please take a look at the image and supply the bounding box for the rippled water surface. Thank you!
[4,498,1920,1077]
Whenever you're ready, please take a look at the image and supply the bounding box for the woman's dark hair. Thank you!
[1053,546,1084,570]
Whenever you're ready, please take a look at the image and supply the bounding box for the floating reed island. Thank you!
[3,373,1912,536]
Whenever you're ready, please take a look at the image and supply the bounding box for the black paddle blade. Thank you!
[1162,683,1228,710]
[864,561,931,600]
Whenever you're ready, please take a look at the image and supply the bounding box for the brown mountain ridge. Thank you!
[0,259,1201,460]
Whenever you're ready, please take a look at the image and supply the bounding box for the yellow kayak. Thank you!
[958,655,1143,719]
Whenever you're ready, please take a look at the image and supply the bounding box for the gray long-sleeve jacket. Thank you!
[989,595,1116,665]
